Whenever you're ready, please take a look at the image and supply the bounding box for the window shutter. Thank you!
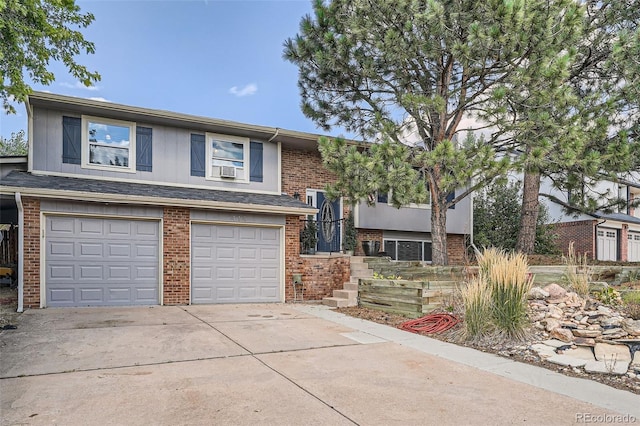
[446,191,455,209]
[62,116,81,164]
[249,141,263,182]
[377,192,388,204]
[190,134,205,177]
[424,242,433,261]
[136,126,153,172]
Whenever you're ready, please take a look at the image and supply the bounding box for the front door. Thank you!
[307,190,341,252]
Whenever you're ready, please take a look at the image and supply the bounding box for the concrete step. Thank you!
[343,282,358,291]
[333,289,357,299]
[350,256,366,264]
[322,297,352,308]
[350,277,360,284]
[350,264,373,275]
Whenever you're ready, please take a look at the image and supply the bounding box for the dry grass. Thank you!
[562,242,592,296]
[460,277,491,340]
[463,248,532,341]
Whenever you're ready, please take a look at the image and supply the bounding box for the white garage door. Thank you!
[597,228,618,261]
[629,232,640,262]
[191,223,280,304]
[45,216,160,307]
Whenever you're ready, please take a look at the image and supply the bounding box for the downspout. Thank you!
[267,128,279,143]
[468,191,480,256]
[15,192,24,313]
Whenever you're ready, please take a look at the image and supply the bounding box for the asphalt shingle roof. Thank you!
[1,170,312,211]
[593,211,640,226]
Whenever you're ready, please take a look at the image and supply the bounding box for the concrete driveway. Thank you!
[1,304,638,426]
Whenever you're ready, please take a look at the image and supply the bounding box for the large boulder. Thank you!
[622,319,640,337]
[543,283,567,303]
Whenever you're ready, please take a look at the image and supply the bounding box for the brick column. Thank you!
[23,197,41,308]
[620,224,629,262]
[284,215,304,301]
[163,207,190,305]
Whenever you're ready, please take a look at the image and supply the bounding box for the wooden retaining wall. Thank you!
[359,279,462,318]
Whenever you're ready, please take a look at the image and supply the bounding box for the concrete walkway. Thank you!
[0,304,638,425]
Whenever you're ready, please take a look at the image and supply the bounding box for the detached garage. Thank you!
[191,223,281,303]
[45,215,160,307]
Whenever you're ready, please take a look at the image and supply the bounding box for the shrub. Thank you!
[485,251,532,339]
[464,248,532,340]
[624,303,640,320]
[461,277,492,339]
[562,242,591,296]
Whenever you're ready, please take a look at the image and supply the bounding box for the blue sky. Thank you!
[0,0,349,140]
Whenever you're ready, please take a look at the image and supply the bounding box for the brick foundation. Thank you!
[551,220,597,259]
[162,207,190,304]
[447,234,467,265]
[23,197,40,308]
[355,229,384,256]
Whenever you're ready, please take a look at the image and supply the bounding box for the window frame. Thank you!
[205,132,250,182]
[81,115,136,173]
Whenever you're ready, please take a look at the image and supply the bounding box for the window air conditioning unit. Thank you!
[220,166,237,178]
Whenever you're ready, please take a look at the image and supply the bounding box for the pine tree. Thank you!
[284,0,583,265]
[500,1,640,253]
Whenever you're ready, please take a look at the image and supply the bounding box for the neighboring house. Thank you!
[0,92,472,310]
[542,176,640,262]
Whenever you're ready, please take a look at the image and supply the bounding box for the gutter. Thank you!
[15,192,23,313]
[1,186,317,216]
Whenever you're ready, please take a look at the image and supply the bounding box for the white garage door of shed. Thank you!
[629,232,640,262]
[191,224,280,304]
[597,228,618,261]
[45,216,160,307]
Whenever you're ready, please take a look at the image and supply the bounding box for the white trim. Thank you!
[27,170,282,196]
[205,132,250,183]
[1,186,317,216]
[81,115,137,173]
[188,220,286,304]
[277,141,282,195]
[40,210,45,307]
[27,100,34,173]
[15,192,24,313]
[41,212,163,307]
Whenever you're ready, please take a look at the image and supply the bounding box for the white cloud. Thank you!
[60,81,100,91]
[229,83,257,97]
[88,97,111,102]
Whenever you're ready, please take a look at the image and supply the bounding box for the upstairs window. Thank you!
[205,133,249,181]
[81,116,136,173]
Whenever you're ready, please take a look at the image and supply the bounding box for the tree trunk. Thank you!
[431,191,449,266]
[516,169,541,254]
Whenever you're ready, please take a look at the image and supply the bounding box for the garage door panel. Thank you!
[238,247,257,261]
[49,265,75,279]
[46,216,159,307]
[191,223,280,304]
[79,242,103,257]
[79,265,104,279]
[49,241,75,257]
[217,247,235,260]
[79,219,103,236]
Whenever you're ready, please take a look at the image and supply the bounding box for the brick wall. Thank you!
[163,207,190,304]
[284,215,350,301]
[447,234,467,265]
[620,224,629,262]
[355,229,383,256]
[23,197,40,308]
[551,220,596,259]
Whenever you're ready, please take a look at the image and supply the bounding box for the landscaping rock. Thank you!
[547,354,588,368]
[543,283,567,303]
[572,337,596,347]
[594,343,631,362]
[551,327,574,343]
[622,319,640,336]
[541,339,567,348]
[528,286,549,300]
[558,346,595,361]
[572,329,602,338]
[530,343,556,359]
[584,360,630,375]
[542,318,561,332]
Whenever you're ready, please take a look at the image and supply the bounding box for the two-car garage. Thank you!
[44,214,282,307]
